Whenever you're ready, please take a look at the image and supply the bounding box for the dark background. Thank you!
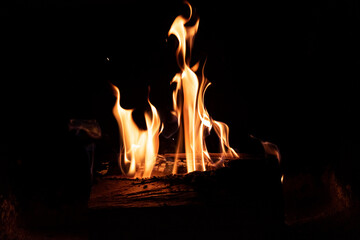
[1,0,360,227]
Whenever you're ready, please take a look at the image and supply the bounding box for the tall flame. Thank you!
[112,84,162,178]
[169,2,238,173]
[111,2,238,177]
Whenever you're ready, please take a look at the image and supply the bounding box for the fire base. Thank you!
[88,157,284,240]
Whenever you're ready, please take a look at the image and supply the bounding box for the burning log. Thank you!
[163,152,264,160]
[88,3,284,239]
[88,155,284,240]
[149,153,265,176]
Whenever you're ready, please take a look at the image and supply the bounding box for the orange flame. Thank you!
[112,84,162,178]
[169,2,238,173]
[111,2,238,177]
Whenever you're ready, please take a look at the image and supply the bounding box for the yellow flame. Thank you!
[169,2,238,173]
[112,84,162,178]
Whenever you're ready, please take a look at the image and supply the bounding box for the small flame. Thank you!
[169,2,238,173]
[250,135,281,163]
[112,84,162,178]
[260,140,281,164]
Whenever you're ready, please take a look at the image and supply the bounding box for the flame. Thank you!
[111,2,239,177]
[169,2,238,173]
[249,134,281,164]
[112,84,162,178]
[261,141,281,163]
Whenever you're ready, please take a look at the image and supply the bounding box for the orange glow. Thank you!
[169,2,238,173]
[112,84,162,178]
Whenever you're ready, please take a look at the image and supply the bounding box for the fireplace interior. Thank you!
[1,0,360,240]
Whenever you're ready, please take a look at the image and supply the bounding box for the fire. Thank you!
[112,2,239,177]
[112,85,162,178]
[169,2,238,173]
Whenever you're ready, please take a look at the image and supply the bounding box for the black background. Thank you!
[1,0,360,203]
